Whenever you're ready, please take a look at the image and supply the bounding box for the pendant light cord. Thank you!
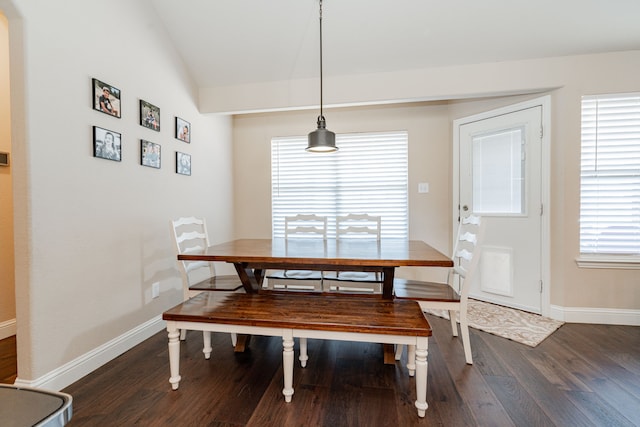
[319,0,324,121]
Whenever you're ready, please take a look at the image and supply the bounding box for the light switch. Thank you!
[418,182,429,193]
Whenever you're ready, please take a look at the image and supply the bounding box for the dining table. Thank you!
[177,238,453,300]
[178,238,452,362]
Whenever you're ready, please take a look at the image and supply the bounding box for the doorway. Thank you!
[0,11,16,341]
[453,96,550,315]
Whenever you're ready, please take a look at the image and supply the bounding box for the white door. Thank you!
[457,105,544,314]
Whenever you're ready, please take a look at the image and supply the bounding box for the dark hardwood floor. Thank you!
[2,315,639,426]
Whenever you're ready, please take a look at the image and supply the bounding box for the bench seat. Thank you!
[163,292,432,417]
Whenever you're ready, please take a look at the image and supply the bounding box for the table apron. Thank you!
[234,261,396,272]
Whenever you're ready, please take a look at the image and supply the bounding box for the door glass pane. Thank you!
[472,127,525,214]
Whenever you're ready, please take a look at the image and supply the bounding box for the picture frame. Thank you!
[175,117,191,143]
[93,126,122,162]
[140,140,161,169]
[176,152,191,176]
[140,100,160,131]
[92,78,121,118]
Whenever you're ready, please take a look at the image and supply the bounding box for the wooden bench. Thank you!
[162,292,433,417]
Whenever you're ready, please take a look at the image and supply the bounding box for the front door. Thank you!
[456,103,545,314]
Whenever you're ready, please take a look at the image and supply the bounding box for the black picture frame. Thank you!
[176,152,191,176]
[93,126,122,162]
[140,140,161,169]
[175,117,191,143]
[92,78,121,118]
[140,100,160,131]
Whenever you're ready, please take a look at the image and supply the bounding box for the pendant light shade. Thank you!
[307,116,336,152]
[306,0,337,153]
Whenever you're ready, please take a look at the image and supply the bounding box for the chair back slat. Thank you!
[336,213,381,239]
[171,216,216,300]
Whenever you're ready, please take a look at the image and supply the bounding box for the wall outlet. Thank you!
[152,282,160,299]
[418,182,429,193]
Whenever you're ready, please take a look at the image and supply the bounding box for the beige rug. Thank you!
[424,299,564,347]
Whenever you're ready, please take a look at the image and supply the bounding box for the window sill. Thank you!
[576,255,640,270]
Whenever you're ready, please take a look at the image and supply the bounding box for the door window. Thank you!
[472,127,525,215]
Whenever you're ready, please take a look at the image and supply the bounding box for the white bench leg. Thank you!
[202,331,212,359]
[407,345,416,377]
[414,337,429,417]
[167,322,182,390]
[282,330,295,403]
[299,337,308,368]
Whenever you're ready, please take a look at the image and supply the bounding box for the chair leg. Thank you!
[459,310,473,364]
[230,333,237,347]
[202,331,212,360]
[394,344,404,361]
[449,310,458,337]
[179,329,187,341]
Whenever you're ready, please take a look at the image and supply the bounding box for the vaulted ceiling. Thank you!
[150,0,640,91]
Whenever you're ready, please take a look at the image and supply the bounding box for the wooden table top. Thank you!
[163,292,432,337]
[177,238,452,268]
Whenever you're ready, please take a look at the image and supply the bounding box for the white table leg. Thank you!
[167,322,182,390]
[414,337,429,417]
[299,337,308,368]
[282,330,295,402]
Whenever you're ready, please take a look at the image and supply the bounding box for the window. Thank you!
[580,93,640,258]
[271,131,408,238]
[472,127,525,215]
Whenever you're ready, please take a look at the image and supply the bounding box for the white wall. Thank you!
[1,0,235,387]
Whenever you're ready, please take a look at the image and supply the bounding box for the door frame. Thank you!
[452,95,551,317]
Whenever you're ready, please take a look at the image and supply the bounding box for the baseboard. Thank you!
[550,305,640,326]
[0,318,17,340]
[13,315,165,391]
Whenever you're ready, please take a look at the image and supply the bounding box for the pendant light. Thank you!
[306,0,338,152]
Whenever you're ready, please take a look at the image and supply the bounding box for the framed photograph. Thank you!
[140,100,160,131]
[92,78,121,118]
[140,140,161,169]
[93,126,121,162]
[175,117,191,143]
[176,152,191,176]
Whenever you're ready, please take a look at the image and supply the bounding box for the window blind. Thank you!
[580,93,640,255]
[271,131,408,239]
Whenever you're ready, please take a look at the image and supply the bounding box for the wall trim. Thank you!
[0,318,16,340]
[550,305,640,326]
[13,316,165,391]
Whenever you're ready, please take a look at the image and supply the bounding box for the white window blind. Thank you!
[580,93,640,255]
[271,131,408,239]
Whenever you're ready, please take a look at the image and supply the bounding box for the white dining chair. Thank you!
[394,214,484,364]
[322,213,383,293]
[266,214,327,291]
[171,216,243,354]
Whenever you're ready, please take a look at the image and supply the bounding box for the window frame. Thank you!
[578,92,640,268]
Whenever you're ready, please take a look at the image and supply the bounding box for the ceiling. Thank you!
[150,0,640,91]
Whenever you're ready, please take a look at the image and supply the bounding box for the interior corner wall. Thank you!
[4,0,234,387]
[0,12,16,337]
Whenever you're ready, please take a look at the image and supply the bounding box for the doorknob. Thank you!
[462,205,469,211]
